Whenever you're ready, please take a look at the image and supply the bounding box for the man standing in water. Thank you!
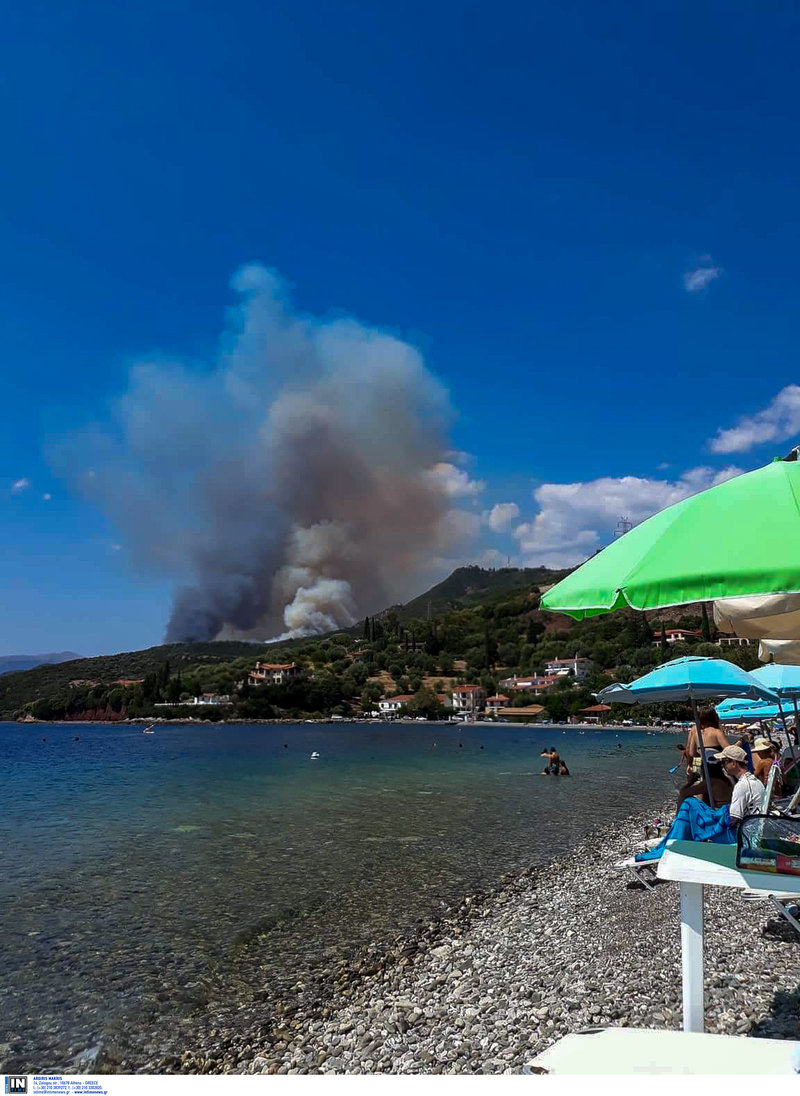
[540,746,561,775]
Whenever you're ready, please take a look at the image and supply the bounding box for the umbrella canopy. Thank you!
[749,663,800,697]
[759,638,800,665]
[714,592,800,640]
[540,454,800,619]
[715,697,782,722]
[597,656,779,706]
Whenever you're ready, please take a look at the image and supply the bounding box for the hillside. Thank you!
[394,565,569,620]
[0,568,756,722]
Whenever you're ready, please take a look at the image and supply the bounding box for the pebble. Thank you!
[239,798,800,1075]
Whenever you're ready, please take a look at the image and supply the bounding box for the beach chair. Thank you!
[739,769,800,938]
[615,769,779,893]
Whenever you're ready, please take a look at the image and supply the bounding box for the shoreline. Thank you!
[122,790,795,1075]
[7,718,683,732]
[170,798,796,1076]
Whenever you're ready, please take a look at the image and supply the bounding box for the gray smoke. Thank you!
[57,264,479,641]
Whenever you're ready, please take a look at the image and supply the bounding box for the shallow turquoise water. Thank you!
[0,721,676,1070]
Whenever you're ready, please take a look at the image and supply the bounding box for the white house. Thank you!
[451,685,487,714]
[544,657,594,680]
[248,662,300,686]
[378,694,415,717]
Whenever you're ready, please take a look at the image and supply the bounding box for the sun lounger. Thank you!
[615,770,779,892]
[523,1028,800,1075]
[740,887,800,937]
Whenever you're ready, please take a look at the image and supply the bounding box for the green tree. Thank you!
[701,603,712,642]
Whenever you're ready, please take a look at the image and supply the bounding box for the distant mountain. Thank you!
[393,565,570,621]
[0,651,82,676]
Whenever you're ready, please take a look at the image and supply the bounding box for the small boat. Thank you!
[143,725,155,735]
[310,751,320,760]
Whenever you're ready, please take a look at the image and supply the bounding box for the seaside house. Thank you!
[378,694,415,717]
[248,662,300,686]
[485,694,510,713]
[544,656,594,679]
[451,685,487,714]
[154,693,232,707]
[717,636,756,647]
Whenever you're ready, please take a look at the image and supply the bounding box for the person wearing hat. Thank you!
[751,736,783,793]
[635,744,764,863]
[717,744,765,821]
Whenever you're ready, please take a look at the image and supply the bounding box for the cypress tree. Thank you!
[701,603,711,642]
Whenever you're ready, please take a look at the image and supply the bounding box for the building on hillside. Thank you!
[248,662,300,686]
[530,675,562,696]
[378,694,415,717]
[436,693,453,709]
[651,629,702,646]
[544,656,595,679]
[485,694,510,713]
[115,679,144,687]
[717,636,755,647]
[498,674,561,695]
[451,685,487,714]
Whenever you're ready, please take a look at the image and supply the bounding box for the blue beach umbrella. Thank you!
[714,697,782,722]
[597,657,778,706]
[598,657,778,806]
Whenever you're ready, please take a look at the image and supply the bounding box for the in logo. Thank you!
[5,1080,27,1095]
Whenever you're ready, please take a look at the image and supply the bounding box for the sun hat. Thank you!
[752,737,773,752]
[713,745,748,763]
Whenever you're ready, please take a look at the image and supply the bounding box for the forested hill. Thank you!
[395,565,569,620]
[0,567,756,721]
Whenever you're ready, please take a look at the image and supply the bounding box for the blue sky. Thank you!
[3,0,800,654]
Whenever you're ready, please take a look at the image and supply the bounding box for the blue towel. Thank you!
[635,799,735,862]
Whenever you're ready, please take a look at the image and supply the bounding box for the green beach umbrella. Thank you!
[540,452,800,619]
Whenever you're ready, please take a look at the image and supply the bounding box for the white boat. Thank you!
[143,725,155,735]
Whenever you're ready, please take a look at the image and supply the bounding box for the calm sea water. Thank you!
[1,721,676,1071]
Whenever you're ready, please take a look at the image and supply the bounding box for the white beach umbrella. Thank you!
[714,592,800,640]
[759,638,800,665]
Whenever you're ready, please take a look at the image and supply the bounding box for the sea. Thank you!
[1,720,677,1072]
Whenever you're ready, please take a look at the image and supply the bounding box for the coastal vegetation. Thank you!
[0,566,759,723]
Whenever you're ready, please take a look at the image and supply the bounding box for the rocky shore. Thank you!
[219,803,799,1076]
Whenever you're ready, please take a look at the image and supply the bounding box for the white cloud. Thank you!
[475,547,509,567]
[426,461,486,499]
[684,257,723,293]
[11,478,31,494]
[709,384,800,454]
[486,501,520,533]
[514,465,743,568]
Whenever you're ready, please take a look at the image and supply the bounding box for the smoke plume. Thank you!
[57,265,479,641]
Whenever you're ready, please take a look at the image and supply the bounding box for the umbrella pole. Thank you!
[692,697,715,809]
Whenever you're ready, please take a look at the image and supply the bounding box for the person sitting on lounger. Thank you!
[751,736,783,794]
[635,745,763,862]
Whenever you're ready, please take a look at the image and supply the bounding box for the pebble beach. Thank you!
[214,803,800,1077]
